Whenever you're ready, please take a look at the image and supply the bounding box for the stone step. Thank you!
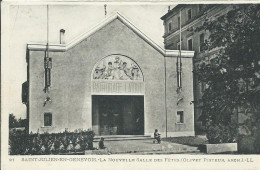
[109,149,200,154]
[85,148,201,155]
[94,135,152,142]
[94,135,152,138]
[131,150,201,155]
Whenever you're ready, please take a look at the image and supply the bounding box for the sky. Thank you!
[2,4,175,119]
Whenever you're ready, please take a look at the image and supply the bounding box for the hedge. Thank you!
[206,123,238,144]
[9,129,95,155]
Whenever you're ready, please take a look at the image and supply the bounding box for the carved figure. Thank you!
[93,65,106,79]
[93,56,143,80]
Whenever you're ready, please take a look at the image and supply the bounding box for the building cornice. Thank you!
[160,5,183,20]
[164,5,233,41]
[27,43,66,52]
[165,50,194,58]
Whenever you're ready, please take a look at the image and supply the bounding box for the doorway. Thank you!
[92,95,144,135]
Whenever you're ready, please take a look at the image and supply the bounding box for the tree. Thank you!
[9,113,18,128]
[195,4,260,147]
[9,113,27,128]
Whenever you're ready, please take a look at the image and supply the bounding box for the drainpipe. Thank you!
[164,55,168,138]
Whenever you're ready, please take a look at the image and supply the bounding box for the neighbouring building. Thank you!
[161,4,234,132]
[22,12,195,137]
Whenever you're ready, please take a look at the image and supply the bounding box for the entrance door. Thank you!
[92,95,144,135]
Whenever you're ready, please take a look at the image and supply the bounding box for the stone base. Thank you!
[85,148,109,155]
[206,143,237,154]
[146,131,195,138]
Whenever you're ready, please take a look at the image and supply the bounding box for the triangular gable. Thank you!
[67,11,165,54]
[27,11,194,58]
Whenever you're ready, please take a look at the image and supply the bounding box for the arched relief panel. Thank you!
[91,54,145,95]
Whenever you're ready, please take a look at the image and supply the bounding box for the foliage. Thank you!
[9,114,17,128]
[9,129,95,155]
[206,122,238,144]
[195,5,260,143]
[9,113,27,128]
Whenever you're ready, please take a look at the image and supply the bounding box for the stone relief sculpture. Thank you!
[93,55,143,80]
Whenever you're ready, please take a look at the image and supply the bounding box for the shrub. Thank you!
[206,122,238,144]
[9,129,95,155]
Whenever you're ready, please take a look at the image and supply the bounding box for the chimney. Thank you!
[60,29,65,44]
[168,6,171,12]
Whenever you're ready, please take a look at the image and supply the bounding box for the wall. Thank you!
[165,56,195,137]
[162,5,233,133]
[28,19,166,134]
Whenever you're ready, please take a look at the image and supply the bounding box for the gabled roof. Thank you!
[28,11,194,58]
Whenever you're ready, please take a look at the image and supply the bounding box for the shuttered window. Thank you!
[187,9,192,20]
[188,38,193,51]
[44,112,52,126]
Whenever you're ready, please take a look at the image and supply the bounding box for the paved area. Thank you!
[91,139,200,154]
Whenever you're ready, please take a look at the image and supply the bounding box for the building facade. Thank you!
[23,12,195,137]
[161,4,234,132]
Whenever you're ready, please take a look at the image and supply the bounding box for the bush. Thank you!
[238,135,257,153]
[206,123,238,144]
[9,129,95,155]
[238,121,260,154]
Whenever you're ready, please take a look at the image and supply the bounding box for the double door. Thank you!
[92,95,144,135]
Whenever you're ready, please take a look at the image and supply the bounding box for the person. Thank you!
[131,64,141,80]
[99,137,105,149]
[105,62,115,79]
[154,129,161,144]
[93,65,106,79]
[119,62,132,80]
[113,56,123,79]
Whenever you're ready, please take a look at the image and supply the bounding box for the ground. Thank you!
[89,136,208,155]
[162,135,208,147]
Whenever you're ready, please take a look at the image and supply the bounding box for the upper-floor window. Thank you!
[188,38,193,51]
[168,22,172,32]
[187,9,192,20]
[200,33,205,52]
[177,16,180,28]
[198,5,203,12]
